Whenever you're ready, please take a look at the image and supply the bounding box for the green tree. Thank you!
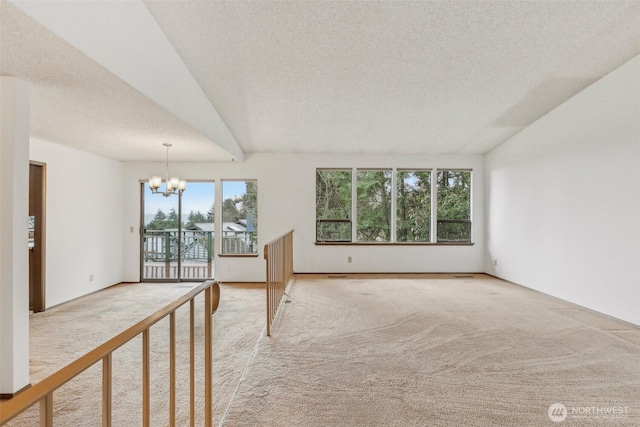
[241,181,258,232]
[437,170,471,241]
[146,209,167,230]
[357,170,391,242]
[222,198,241,223]
[316,170,351,220]
[166,208,179,229]
[397,171,431,242]
[186,210,207,228]
[315,170,352,241]
[206,204,215,222]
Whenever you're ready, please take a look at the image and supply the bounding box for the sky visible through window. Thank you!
[143,181,248,225]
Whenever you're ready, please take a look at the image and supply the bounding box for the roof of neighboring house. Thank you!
[185,222,247,233]
[191,223,214,232]
[223,222,247,232]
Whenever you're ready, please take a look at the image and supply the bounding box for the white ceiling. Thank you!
[2,0,639,162]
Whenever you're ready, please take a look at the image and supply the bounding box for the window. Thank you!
[221,180,258,254]
[316,170,352,242]
[314,168,472,244]
[397,170,431,242]
[436,170,471,243]
[357,169,391,242]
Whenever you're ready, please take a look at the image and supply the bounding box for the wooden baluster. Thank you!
[189,299,195,427]
[142,329,150,427]
[39,393,53,427]
[204,286,213,427]
[207,231,212,278]
[265,244,271,336]
[169,312,176,427]
[103,354,112,427]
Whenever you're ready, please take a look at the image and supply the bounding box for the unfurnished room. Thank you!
[1,1,639,426]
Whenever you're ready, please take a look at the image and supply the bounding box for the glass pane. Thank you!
[142,182,179,279]
[180,182,215,280]
[357,170,392,242]
[222,181,258,254]
[28,216,35,249]
[397,170,431,242]
[436,170,471,242]
[315,170,352,241]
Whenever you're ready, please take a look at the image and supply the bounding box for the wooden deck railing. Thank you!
[0,280,220,427]
[264,230,294,336]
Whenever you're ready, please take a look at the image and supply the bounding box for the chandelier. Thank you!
[149,143,186,197]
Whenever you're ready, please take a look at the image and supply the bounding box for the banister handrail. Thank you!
[0,280,220,426]
[263,229,295,255]
[264,230,294,336]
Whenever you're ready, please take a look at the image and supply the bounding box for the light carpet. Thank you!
[221,274,640,426]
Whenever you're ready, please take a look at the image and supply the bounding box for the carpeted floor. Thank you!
[2,281,265,426]
[4,275,639,426]
[220,274,640,426]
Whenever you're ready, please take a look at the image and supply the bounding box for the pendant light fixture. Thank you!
[148,143,186,197]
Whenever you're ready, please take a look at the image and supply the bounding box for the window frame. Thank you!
[435,169,472,244]
[314,167,474,246]
[355,168,393,243]
[315,169,353,243]
[396,168,432,243]
[219,179,259,256]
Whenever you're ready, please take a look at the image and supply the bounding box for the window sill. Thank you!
[314,242,474,246]
[217,253,260,258]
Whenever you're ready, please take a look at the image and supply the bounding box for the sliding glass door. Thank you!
[141,181,215,281]
[179,182,215,279]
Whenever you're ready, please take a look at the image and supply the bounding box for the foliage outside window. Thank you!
[357,169,392,242]
[436,170,471,242]
[316,170,352,242]
[222,180,258,254]
[315,168,472,244]
[397,170,431,242]
[146,207,179,230]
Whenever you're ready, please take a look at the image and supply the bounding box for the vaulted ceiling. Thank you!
[2,0,639,162]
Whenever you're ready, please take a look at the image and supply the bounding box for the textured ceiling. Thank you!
[2,0,640,161]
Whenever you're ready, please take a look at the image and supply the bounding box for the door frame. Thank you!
[140,181,216,282]
[29,161,46,312]
[139,181,184,282]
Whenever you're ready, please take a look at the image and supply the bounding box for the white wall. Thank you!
[0,77,30,393]
[123,153,484,282]
[30,138,124,308]
[485,55,640,326]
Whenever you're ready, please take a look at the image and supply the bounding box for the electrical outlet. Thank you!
[90,274,94,282]
[130,226,134,233]
[493,259,498,267]
[348,256,352,263]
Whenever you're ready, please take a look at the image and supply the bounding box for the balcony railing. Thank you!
[143,230,214,279]
[221,230,257,254]
[316,219,351,242]
[143,230,214,263]
[436,219,471,243]
[143,229,258,279]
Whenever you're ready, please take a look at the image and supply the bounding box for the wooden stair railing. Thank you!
[0,280,220,427]
[264,230,294,336]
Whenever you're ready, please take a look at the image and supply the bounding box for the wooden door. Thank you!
[29,162,46,312]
